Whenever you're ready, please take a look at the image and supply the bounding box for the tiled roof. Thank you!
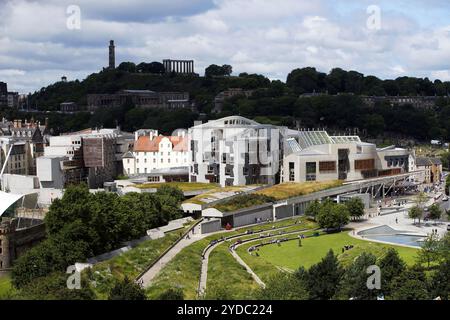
[133,135,188,152]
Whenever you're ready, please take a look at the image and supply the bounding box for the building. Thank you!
[361,95,438,109]
[415,157,442,184]
[189,116,285,187]
[213,88,254,113]
[0,192,46,270]
[109,40,115,69]
[162,59,194,74]
[0,82,7,108]
[38,128,134,188]
[282,130,414,183]
[0,119,46,176]
[7,92,19,108]
[122,129,189,176]
[87,90,191,111]
[60,102,79,113]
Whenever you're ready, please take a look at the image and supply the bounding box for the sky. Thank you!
[0,0,449,94]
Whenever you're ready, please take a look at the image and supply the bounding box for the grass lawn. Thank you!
[0,274,13,298]
[135,182,218,192]
[206,244,260,299]
[146,217,316,299]
[242,231,418,279]
[184,185,258,205]
[87,221,196,299]
[256,181,343,201]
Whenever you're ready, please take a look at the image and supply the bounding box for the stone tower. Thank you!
[0,220,13,270]
[109,40,115,69]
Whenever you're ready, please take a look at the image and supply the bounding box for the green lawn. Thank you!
[87,220,196,299]
[136,182,218,192]
[0,274,13,298]
[146,217,316,299]
[243,231,418,277]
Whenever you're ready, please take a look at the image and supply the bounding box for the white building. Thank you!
[122,130,189,176]
[189,116,285,187]
[282,130,414,183]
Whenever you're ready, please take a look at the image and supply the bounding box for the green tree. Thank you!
[108,277,147,300]
[428,203,442,223]
[305,199,321,220]
[429,259,450,299]
[305,250,343,300]
[336,252,378,300]
[316,202,350,231]
[417,234,441,268]
[256,272,308,300]
[345,197,365,221]
[408,206,423,224]
[390,267,429,300]
[378,248,406,296]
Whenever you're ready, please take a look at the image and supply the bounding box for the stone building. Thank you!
[0,82,7,108]
[361,95,438,109]
[162,59,194,74]
[415,157,442,184]
[122,129,189,176]
[60,102,79,113]
[0,217,45,270]
[87,90,191,111]
[109,40,115,69]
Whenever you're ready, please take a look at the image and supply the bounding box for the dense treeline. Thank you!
[10,184,184,296]
[5,66,450,140]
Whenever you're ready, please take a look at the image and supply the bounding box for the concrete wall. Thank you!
[232,204,273,228]
[201,219,222,234]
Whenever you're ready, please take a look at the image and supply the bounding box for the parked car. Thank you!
[443,196,449,201]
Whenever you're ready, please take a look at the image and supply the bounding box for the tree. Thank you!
[305,250,343,300]
[345,197,365,221]
[256,272,308,300]
[429,259,450,299]
[336,252,378,300]
[378,248,406,296]
[316,202,350,231]
[204,64,233,77]
[408,206,423,224]
[108,277,147,300]
[305,200,321,220]
[417,234,441,268]
[136,62,165,74]
[428,203,442,223]
[157,288,185,300]
[117,62,136,73]
[414,192,428,209]
[390,267,429,300]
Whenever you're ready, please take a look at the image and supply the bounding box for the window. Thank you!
[305,162,316,181]
[319,161,336,172]
[207,165,214,174]
[289,162,295,182]
[355,159,375,170]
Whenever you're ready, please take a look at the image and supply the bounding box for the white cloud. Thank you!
[0,0,449,93]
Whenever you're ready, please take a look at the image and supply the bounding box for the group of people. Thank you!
[341,244,354,253]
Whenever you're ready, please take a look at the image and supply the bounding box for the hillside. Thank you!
[3,67,450,140]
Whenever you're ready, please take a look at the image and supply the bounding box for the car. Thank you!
[443,196,449,201]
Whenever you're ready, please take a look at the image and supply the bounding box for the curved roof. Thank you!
[0,191,24,217]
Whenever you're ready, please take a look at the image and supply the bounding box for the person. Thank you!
[395,218,398,224]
